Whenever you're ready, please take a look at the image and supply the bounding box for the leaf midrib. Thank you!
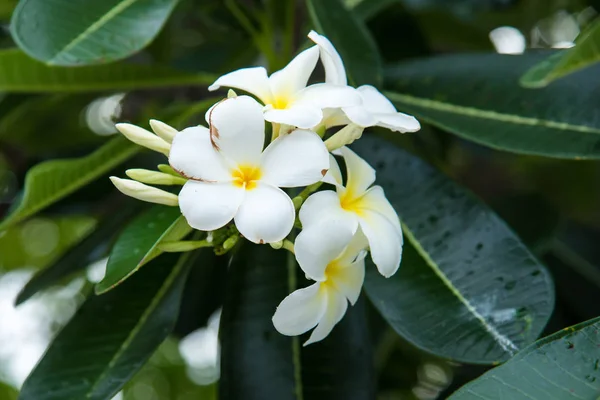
[401,223,519,356]
[385,91,600,135]
[48,0,139,64]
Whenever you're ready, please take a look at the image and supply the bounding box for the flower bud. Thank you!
[149,119,178,143]
[110,177,178,206]
[125,169,186,185]
[324,124,364,152]
[115,123,171,156]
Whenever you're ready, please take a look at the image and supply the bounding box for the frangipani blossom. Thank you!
[208,45,361,129]
[272,220,367,345]
[299,146,403,277]
[308,31,421,133]
[170,95,329,244]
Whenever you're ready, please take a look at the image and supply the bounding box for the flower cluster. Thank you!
[110,31,420,344]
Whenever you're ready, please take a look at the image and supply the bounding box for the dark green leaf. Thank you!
[358,135,554,364]
[0,49,214,93]
[353,0,400,20]
[0,137,138,232]
[18,251,195,400]
[385,52,600,159]
[521,19,600,88]
[96,206,191,294]
[449,317,600,399]
[306,0,382,86]
[11,0,179,66]
[219,243,300,400]
[15,202,143,305]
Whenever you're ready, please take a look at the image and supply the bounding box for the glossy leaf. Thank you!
[11,0,179,66]
[18,251,195,400]
[15,202,143,305]
[306,0,382,86]
[385,53,600,159]
[96,206,191,294]
[358,135,554,364]
[0,137,138,232]
[449,317,600,399]
[0,49,214,93]
[521,20,600,88]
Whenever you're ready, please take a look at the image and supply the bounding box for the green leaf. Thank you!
[385,52,600,159]
[306,0,382,86]
[18,250,195,400]
[449,317,600,399]
[11,0,179,66]
[0,49,214,93]
[96,206,191,294]
[358,136,554,364]
[15,203,142,305]
[0,137,138,232]
[521,20,600,88]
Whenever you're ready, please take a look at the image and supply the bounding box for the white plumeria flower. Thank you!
[208,45,361,129]
[308,31,421,133]
[169,95,329,244]
[299,146,403,277]
[272,220,367,345]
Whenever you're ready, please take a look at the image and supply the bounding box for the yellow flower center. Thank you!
[232,165,262,190]
[339,189,365,216]
[272,95,291,110]
[321,260,343,290]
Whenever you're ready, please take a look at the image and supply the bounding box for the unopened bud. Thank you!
[110,177,178,206]
[223,235,239,250]
[227,89,237,98]
[125,169,186,185]
[115,123,171,156]
[157,164,180,176]
[149,119,178,143]
[324,124,364,152]
[270,240,283,250]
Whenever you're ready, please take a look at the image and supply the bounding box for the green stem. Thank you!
[293,182,323,210]
[160,240,213,253]
[282,239,295,254]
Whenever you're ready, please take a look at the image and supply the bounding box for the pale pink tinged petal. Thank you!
[209,95,265,166]
[341,105,378,128]
[357,85,397,114]
[299,190,354,229]
[272,282,327,336]
[320,108,351,129]
[268,46,319,98]
[263,104,323,129]
[334,257,365,305]
[234,183,295,243]
[322,153,343,187]
[178,181,244,231]
[340,146,376,195]
[304,289,348,345]
[169,126,231,181]
[360,186,402,236]
[260,129,329,188]
[376,112,421,133]
[295,83,361,109]
[307,30,347,86]
[208,67,273,103]
[295,219,356,281]
[358,210,403,278]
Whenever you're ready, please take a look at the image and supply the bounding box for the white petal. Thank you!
[336,228,369,266]
[295,83,361,109]
[295,219,356,281]
[234,183,295,243]
[376,112,421,133]
[322,153,343,186]
[308,31,347,86]
[360,186,402,236]
[340,146,376,196]
[341,105,378,128]
[260,129,329,187]
[320,108,351,129]
[178,181,244,231]
[299,190,355,229]
[169,126,231,181]
[272,282,327,336]
[304,288,348,345]
[357,85,397,114]
[333,257,365,305]
[358,210,403,277]
[264,104,323,129]
[268,46,319,99]
[208,96,265,166]
[208,67,273,104]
